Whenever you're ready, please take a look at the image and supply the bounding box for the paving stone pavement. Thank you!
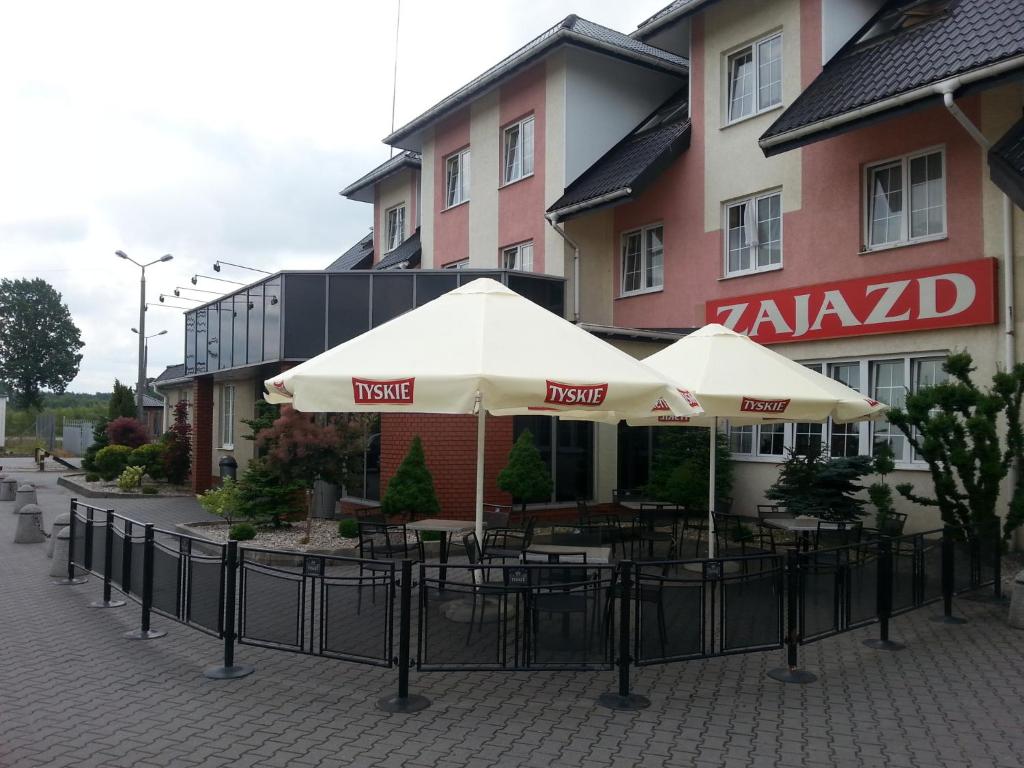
[1,461,1023,768]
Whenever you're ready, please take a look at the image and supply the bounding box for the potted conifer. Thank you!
[497,429,553,521]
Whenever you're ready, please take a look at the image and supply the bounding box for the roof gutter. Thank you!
[759,54,1024,154]
[547,187,633,221]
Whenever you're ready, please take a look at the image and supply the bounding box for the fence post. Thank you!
[89,510,125,609]
[863,537,904,650]
[768,549,816,683]
[993,526,1003,601]
[205,540,254,679]
[124,524,166,640]
[932,526,967,624]
[53,498,87,585]
[84,506,94,572]
[598,560,650,710]
[378,559,430,713]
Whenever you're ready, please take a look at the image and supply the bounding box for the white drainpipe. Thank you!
[938,81,1019,545]
[545,213,582,323]
[936,81,1016,369]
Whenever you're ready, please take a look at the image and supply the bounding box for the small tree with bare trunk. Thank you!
[258,406,353,543]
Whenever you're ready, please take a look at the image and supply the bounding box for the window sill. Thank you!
[859,234,947,255]
[616,286,664,300]
[442,199,470,213]
[219,445,234,452]
[500,172,534,190]
[721,103,784,130]
[718,264,783,281]
[732,454,785,464]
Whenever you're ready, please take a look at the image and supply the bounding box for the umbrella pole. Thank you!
[708,417,717,559]
[475,391,486,546]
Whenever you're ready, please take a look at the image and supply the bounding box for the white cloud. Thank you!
[0,0,670,392]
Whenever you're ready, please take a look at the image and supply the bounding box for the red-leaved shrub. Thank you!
[105,416,148,448]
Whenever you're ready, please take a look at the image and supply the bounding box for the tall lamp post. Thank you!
[131,328,168,380]
[116,251,173,422]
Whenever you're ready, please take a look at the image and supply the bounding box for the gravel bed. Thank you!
[181,519,425,553]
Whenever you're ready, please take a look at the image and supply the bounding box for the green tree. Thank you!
[766,444,872,521]
[109,379,136,419]
[866,443,897,529]
[497,429,553,516]
[0,278,84,409]
[647,428,733,510]
[381,436,440,519]
[888,352,1024,541]
[162,401,192,485]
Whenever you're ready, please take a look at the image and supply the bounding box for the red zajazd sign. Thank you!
[352,377,416,404]
[705,258,998,344]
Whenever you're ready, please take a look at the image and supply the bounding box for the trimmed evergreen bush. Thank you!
[497,429,553,516]
[337,518,359,538]
[381,436,440,519]
[95,444,133,481]
[129,443,166,480]
[117,465,145,491]
[229,523,257,541]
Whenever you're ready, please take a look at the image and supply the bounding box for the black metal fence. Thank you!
[63,500,1006,711]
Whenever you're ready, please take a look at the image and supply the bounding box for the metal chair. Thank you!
[678,507,708,558]
[757,504,796,551]
[713,513,772,558]
[813,520,863,550]
[636,503,680,560]
[522,551,598,660]
[356,522,419,611]
[482,503,512,529]
[460,532,508,640]
[482,520,534,564]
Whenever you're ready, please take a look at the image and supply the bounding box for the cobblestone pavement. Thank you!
[1,461,1023,768]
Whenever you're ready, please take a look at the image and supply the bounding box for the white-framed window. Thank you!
[502,115,535,185]
[220,384,235,449]
[443,258,470,270]
[501,241,534,271]
[620,224,664,295]
[865,148,946,250]
[828,362,861,457]
[727,32,783,123]
[728,424,754,455]
[724,191,782,276]
[384,204,406,253]
[727,354,946,467]
[445,148,470,209]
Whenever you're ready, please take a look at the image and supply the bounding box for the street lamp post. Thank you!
[116,251,173,422]
[131,328,168,382]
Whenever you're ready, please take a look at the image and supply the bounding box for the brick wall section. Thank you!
[191,376,214,493]
[380,413,514,519]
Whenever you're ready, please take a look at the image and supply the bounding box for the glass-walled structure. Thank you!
[184,270,565,377]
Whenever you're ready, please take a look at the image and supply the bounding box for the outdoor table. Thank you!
[525,544,612,565]
[761,517,821,552]
[407,519,476,591]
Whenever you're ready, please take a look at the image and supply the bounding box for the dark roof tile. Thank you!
[326,231,374,272]
[374,228,421,271]
[761,0,1024,153]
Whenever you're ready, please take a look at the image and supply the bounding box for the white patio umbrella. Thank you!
[264,278,702,542]
[631,324,887,557]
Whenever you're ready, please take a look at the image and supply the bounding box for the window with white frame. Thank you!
[726,355,946,466]
[866,149,945,249]
[445,148,470,208]
[384,204,406,253]
[725,191,781,276]
[727,32,783,123]
[621,224,664,295]
[503,115,535,185]
[501,241,534,271]
[728,424,754,455]
[220,384,235,449]
[443,258,469,270]
[829,362,861,457]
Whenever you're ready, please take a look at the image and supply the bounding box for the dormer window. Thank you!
[385,204,406,253]
[503,115,535,185]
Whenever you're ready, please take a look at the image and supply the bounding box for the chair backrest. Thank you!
[715,497,734,515]
[879,512,908,536]
[550,524,603,547]
[358,522,410,559]
[757,504,784,520]
[483,526,528,552]
[462,531,482,565]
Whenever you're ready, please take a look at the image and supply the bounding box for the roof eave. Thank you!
[339,156,421,201]
[632,0,720,40]
[760,55,1024,158]
[384,31,687,150]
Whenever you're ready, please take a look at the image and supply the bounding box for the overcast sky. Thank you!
[0,1,669,394]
